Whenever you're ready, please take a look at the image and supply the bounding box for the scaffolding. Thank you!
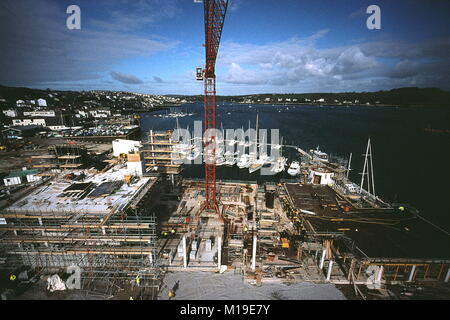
[31,144,88,170]
[0,169,161,299]
[142,130,183,186]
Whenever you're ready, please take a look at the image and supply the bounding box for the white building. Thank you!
[112,139,142,157]
[126,153,144,177]
[2,109,18,117]
[90,108,111,118]
[3,169,41,186]
[309,167,335,186]
[23,110,55,117]
[12,119,46,127]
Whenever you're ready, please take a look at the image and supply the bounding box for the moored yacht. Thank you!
[270,156,287,174]
[237,154,251,168]
[310,146,329,162]
[287,161,300,176]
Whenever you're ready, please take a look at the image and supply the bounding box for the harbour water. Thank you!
[140,103,450,232]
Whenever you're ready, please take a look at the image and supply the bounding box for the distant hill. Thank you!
[0,85,449,108]
[216,87,450,107]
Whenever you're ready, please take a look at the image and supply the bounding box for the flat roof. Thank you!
[3,165,157,218]
[285,183,450,260]
[5,169,39,179]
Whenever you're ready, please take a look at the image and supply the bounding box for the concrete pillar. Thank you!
[319,249,326,269]
[326,260,334,281]
[217,236,222,270]
[348,259,356,281]
[252,234,257,271]
[38,218,43,226]
[183,235,187,268]
[102,227,106,235]
[445,268,450,283]
[376,265,384,282]
[408,265,416,282]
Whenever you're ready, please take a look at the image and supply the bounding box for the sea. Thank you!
[140,103,450,232]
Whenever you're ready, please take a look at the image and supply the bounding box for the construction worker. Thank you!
[398,206,405,212]
[135,275,140,287]
[9,273,16,281]
[168,288,175,299]
[170,229,176,235]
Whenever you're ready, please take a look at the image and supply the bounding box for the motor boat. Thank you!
[287,161,300,176]
[224,151,237,166]
[310,146,329,162]
[270,156,286,174]
[237,154,252,169]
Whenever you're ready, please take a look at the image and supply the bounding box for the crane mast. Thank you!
[201,0,228,215]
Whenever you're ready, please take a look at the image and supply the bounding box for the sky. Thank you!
[0,0,450,95]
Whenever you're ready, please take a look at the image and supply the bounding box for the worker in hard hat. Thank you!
[170,229,176,235]
[135,275,140,287]
[398,206,405,212]
[9,273,16,281]
[168,288,175,299]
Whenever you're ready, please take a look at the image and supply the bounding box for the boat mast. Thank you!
[360,138,375,197]
[255,113,259,158]
[346,152,352,179]
[369,141,376,198]
[360,139,370,194]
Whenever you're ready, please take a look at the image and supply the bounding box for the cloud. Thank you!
[228,0,245,12]
[0,0,179,87]
[90,0,181,32]
[110,72,144,84]
[216,33,450,92]
[153,76,164,83]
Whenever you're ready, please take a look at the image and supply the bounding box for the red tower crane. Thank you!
[198,0,229,216]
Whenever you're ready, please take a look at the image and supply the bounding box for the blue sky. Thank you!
[1,0,450,95]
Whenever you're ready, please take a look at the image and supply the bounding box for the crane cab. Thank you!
[196,67,204,80]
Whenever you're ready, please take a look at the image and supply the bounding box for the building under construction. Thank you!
[31,145,89,170]
[142,130,184,180]
[0,164,161,299]
[152,173,450,298]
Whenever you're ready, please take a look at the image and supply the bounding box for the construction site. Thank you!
[1,0,449,301]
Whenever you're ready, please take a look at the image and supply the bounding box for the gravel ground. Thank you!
[158,271,347,300]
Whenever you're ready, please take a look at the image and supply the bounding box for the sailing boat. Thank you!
[237,154,251,168]
[248,114,266,173]
[270,136,287,174]
[224,150,237,166]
